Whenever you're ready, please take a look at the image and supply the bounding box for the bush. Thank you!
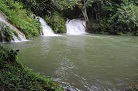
[45,12,66,33]
[100,3,138,35]
[0,46,63,91]
[86,1,138,35]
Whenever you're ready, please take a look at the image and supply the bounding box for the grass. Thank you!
[0,0,42,39]
[0,46,63,91]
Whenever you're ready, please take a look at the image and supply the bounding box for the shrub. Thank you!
[100,3,138,35]
[45,12,66,33]
[0,46,63,91]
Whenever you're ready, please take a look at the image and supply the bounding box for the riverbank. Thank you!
[0,46,63,91]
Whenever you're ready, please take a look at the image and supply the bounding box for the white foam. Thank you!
[66,19,87,35]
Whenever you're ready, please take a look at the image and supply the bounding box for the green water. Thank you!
[3,34,138,91]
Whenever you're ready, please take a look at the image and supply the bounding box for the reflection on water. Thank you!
[3,34,138,91]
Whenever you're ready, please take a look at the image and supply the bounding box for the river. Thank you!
[3,34,138,91]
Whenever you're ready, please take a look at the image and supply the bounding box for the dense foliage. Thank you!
[86,0,138,35]
[16,0,80,15]
[16,0,81,33]
[45,12,66,33]
[0,0,41,39]
[17,0,138,35]
[0,46,63,91]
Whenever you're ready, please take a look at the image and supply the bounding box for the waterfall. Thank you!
[0,18,5,23]
[39,17,58,36]
[17,33,27,41]
[12,35,20,42]
[11,33,27,42]
[66,19,87,35]
[0,17,27,42]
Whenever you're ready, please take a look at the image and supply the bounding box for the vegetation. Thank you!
[16,0,138,36]
[16,0,81,33]
[0,22,17,42]
[0,0,137,36]
[0,45,63,91]
[85,0,138,35]
[45,12,66,33]
[0,0,138,90]
[18,0,68,33]
[0,0,41,39]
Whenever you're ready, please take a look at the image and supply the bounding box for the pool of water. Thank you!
[3,34,138,91]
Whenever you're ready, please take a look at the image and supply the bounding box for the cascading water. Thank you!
[0,18,5,23]
[0,17,27,42]
[39,17,58,36]
[66,19,87,35]
[17,33,27,41]
[11,33,27,42]
[12,35,20,42]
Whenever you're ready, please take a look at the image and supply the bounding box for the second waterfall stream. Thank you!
[66,19,87,35]
[39,17,58,36]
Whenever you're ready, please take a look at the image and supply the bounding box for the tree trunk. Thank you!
[82,8,89,21]
[82,0,89,21]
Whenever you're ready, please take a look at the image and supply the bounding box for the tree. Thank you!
[80,0,95,21]
[51,0,80,11]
